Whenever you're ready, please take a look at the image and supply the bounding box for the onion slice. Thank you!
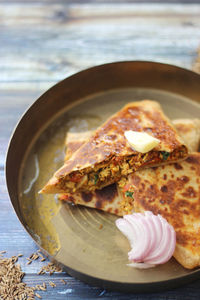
[115,211,176,269]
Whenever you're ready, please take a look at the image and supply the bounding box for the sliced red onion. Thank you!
[115,211,176,269]
[127,262,155,269]
[125,214,151,262]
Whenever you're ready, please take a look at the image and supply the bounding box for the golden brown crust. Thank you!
[65,131,92,160]
[41,100,188,194]
[64,119,199,161]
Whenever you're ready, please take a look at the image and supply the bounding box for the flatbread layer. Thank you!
[41,100,187,194]
[128,153,200,269]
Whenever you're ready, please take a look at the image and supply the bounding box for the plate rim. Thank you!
[6,60,200,292]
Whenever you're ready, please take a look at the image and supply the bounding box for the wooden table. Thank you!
[1,1,200,299]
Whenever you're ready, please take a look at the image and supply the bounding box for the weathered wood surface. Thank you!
[1,1,200,299]
[1,2,200,92]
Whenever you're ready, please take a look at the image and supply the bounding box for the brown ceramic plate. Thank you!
[6,61,200,292]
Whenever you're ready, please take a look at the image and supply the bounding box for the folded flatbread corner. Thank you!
[41,100,188,194]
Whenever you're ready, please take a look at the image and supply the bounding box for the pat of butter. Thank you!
[124,131,160,153]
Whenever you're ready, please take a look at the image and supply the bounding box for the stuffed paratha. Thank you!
[41,100,187,194]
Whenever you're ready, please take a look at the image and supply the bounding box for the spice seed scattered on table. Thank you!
[0,250,64,299]
[0,254,35,299]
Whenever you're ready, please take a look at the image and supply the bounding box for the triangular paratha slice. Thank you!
[41,100,187,194]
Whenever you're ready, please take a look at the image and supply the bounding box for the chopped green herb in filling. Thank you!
[94,174,99,185]
[161,151,170,161]
[125,191,134,198]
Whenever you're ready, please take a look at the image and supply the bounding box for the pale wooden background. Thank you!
[1,1,200,299]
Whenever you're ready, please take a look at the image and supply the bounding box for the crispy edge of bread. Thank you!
[174,244,200,269]
[172,118,200,152]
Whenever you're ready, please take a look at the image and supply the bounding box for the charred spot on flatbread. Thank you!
[94,184,118,209]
